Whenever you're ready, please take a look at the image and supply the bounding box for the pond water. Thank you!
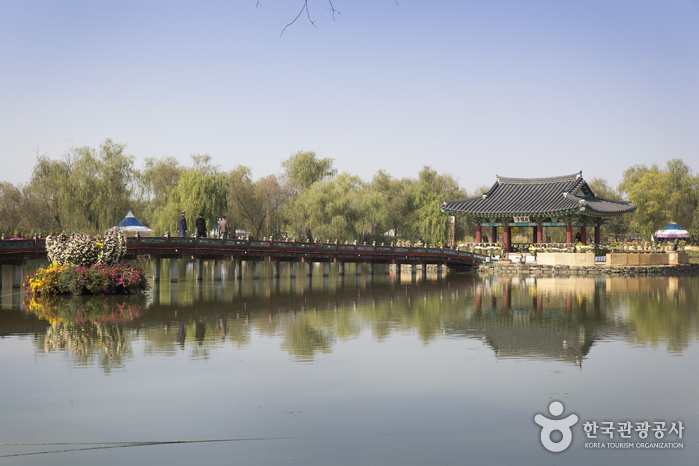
[1,261,698,465]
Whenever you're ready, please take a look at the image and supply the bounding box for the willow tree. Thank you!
[227,165,289,238]
[151,155,227,235]
[28,139,135,233]
[587,177,629,241]
[299,172,364,242]
[362,170,413,241]
[281,151,337,240]
[407,166,467,245]
[0,182,33,235]
[619,160,698,241]
[620,165,671,240]
[134,156,184,228]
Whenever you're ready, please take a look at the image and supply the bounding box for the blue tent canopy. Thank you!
[114,211,152,234]
[655,222,688,239]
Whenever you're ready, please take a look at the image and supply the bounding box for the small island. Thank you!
[25,230,148,296]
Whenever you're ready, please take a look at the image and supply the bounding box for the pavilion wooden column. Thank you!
[566,223,573,245]
[476,224,482,243]
[491,226,498,244]
[532,226,538,245]
[580,225,587,244]
[503,225,511,252]
[594,225,601,245]
[536,224,543,244]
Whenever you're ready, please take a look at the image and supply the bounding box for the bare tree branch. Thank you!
[281,0,315,37]
[326,0,340,21]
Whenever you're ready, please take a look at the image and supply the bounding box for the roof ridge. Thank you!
[496,172,582,184]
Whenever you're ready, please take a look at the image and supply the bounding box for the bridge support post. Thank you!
[196,259,204,281]
[12,265,22,288]
[323,262,329,277]
[152,258,161,282]
[395,263,401,278]
[410,264,417,275]
[170,282,178,305]
[234,259,242,280]
[338,262,344,276]
[170,259,179,282]
[368,263,374,275]
[306,262,313,277]
[290,262,297,278]
[437,263,443,275]
[421,264,427,279]
[385,264,389,275]
[272,261,280,278]
[214,260,222,281]
[253,261,260,279]
[151,282,160,305]
[355,263,362,276]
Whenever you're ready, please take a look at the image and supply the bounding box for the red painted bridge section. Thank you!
[0,236,485,268]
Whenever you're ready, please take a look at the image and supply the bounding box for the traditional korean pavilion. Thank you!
[441,172,636,251]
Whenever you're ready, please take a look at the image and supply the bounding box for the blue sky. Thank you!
[1,0,697,193]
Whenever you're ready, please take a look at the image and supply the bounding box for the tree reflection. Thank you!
[19,274,699,366]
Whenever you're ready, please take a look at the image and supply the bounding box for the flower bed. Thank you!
[24,229,147,296]
[25,263,148,296]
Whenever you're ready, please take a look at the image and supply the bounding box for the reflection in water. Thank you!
[6,269,699,369]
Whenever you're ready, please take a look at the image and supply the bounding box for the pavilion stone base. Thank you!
[606,252,688,266]
[537,252,596,267]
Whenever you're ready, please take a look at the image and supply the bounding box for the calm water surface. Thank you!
[1,261,698,465]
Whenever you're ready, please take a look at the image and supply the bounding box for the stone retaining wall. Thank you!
[478,262,699,277]
[537,252,596,266]
[535,252,688,267]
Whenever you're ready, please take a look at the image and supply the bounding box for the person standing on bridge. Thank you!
[177,211,187,237]
[219,216,229,239]
[196,213,207,238]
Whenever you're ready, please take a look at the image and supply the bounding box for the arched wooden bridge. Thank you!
[0,236,486,286]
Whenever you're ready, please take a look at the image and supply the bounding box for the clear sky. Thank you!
[1,0,697,193]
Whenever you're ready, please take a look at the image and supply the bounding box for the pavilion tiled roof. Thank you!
[441,172,636,217]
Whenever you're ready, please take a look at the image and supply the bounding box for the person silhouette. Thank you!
[534,401,578,452]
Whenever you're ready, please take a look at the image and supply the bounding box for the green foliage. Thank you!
[281,151,337,193]
[300,173,365,241]
[56,265,83,294]
[4,138,699,248]
[133,156,184,227]
[281,151,337,240]
[406,166,467,245]
[28,139,135,234]
[151,155,228,235]
[619,160,698,240]
[363,170,413,240]
[227,165,289,238]
[587,177,629,240]
[82,267,111,295]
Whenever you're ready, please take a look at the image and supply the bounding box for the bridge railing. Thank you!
[2,235,483,265]
[124,236,480,262]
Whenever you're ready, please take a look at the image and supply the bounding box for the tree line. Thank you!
[1,139,697,244]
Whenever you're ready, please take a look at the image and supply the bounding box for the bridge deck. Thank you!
[0,236,486,267]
